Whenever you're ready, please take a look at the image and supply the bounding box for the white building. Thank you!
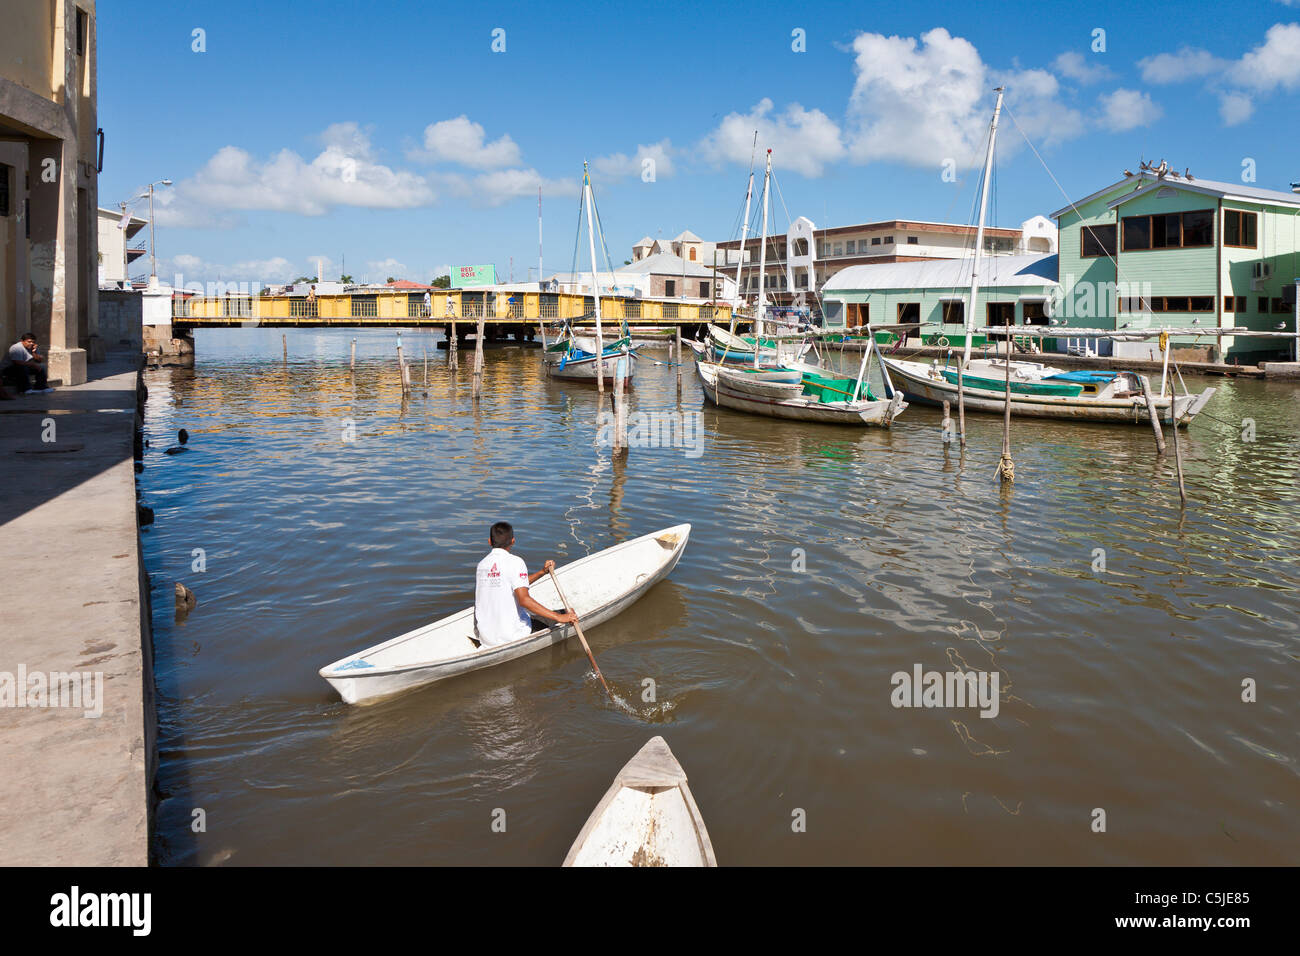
[631,230,720,266]
[97,206,148,289]
[549,251,736,302]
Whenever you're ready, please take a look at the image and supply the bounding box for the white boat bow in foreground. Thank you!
[564,735,716,867]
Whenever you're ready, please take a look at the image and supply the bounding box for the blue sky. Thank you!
[98,0,1300,287]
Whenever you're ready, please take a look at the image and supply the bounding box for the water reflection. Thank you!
[141,327,1300,866]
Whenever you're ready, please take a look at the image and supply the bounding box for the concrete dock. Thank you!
[0,353,153,866]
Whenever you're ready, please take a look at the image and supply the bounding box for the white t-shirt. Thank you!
[474,548,533,647]
[6,343,32,369]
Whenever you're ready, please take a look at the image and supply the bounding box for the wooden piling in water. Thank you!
[449,322,458,370]
[282,333,287,362]
[396,336,410,396]
[999,353,1013,482]
[350,338,356,370]
[613,355,628,453]
[675,326,682,397]
[423,348,429,390]
[941,400,952,446]
[1165,368,1188,506]
[956,363,967,449]
[1170,409,1188,506]
[1139,375,1166,455]
[473,316,485,400]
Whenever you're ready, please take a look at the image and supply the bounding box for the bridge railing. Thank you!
[172,291,733,325]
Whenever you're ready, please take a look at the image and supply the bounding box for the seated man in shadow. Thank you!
[3,333,51,395]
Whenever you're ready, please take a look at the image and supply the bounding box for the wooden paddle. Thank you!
[548,568,613,700]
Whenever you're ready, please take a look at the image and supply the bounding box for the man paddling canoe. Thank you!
[474,521,577,647]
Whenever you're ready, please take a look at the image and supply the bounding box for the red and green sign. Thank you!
[451,265,497,288]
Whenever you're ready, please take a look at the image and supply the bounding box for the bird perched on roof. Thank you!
[1123,169,1134,177]
[1185,169,1194,180]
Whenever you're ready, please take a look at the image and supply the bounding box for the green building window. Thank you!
[1122,209,1214,251]
[1145,296,1215,312]
[1080,224,1116,258]
[1224,210,1258,248]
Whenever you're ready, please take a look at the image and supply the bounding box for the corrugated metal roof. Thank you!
[823,254,1057,293]
[1052,172,1300,218]
[615,251,717,277]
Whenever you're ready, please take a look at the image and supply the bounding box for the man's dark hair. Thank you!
[490,521,514,549]
[20,332,35,341]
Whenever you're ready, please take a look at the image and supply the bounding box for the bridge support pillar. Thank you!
[143,324,195,363]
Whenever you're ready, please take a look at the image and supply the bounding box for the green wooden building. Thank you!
[822,171,1300,361]
[1053,171,1300,360]
[820,254,1059,350]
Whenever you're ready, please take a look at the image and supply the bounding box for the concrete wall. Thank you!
[98,288,142,349]
[0,0,99,385]
[0,1,56,100]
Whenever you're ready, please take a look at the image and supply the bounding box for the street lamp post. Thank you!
[143,179,172,280]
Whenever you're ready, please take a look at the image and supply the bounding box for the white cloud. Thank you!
[413,116,522,168]
[1218,91,1255,125]
[698,98,844,177]
[155,125,434,226]
[437,167,579,207]
[1096,89,1164,131]
[1138,24,1300,126]
[367,257,408,278]
[165,253,301,286]
[318,121,376,159]
[592,140,676,181]
[1138,47,1225,84]
[1053,51,1114,84]
[845,29,1084,168]
[1228,22,1300,91]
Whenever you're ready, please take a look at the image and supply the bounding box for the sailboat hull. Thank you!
[543,345,637,385]
[882,358,1214,425]
[698,361,906,426]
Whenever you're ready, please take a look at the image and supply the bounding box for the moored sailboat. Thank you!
[542,163,638,387]
[880,88,1216,427]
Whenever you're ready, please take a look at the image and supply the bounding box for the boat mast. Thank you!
[964,87,1005,368]
[730,133,757,336]
[755,148,772,369]
[583,162,605,390]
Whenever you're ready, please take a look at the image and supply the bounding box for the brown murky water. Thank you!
[141,328,1299,865]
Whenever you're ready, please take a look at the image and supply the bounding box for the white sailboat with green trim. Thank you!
[881,88,1215,426]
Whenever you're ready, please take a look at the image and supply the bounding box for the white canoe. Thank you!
[319,524,691,704]
[563,736,717,867]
